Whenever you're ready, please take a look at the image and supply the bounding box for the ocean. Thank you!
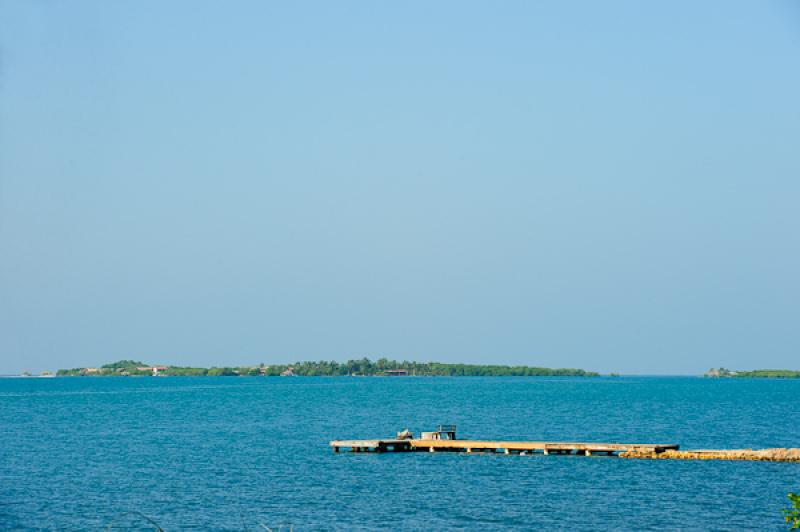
[1,376,798,530]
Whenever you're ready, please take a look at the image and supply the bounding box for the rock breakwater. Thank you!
[620,448,800,462]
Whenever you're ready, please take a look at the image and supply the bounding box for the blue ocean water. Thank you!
[1,376,798,530]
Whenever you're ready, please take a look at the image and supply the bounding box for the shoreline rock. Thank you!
[620,448,800,462]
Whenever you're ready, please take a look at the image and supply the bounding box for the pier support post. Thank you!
[429,446,435,453]
[585,450,592,457]
[333,447,339,453]
[505,449,510,455]
[543,449,549,455]
[466,448,472,453]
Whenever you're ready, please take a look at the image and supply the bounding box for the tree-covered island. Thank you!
[705,368,800,379]
[57,359,599,377]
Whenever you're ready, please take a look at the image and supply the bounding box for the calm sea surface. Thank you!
[1,376,798,530]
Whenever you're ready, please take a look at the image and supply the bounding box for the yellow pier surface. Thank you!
[408,439,678,454]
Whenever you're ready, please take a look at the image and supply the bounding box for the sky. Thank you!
[1,1,799,375]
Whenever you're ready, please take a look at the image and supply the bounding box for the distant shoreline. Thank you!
[705,368,800,379]
[54,359,599,378]
[7,372,800,379]
[10,363,799,379]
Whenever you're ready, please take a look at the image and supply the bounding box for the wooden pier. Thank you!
[330,439,413,453]
[330,426,679,456]
[330,426,800,462]
[330,438,678,455]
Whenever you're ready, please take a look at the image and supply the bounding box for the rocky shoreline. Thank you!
[620,448,800,462]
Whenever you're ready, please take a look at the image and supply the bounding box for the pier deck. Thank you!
[330,438,678,455]
[330,426,799,462]
[330,439,412,453]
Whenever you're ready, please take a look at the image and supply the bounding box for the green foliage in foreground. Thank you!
[56,358,598,377]
[784,492,800,529]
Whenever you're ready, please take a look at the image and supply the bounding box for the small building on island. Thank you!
[384,369,409,377]
[137,366,168,376]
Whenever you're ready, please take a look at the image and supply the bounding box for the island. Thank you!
[705,368,800,379]
[56,359,599,377]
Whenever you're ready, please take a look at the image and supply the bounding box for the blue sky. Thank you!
[1,1,799,374]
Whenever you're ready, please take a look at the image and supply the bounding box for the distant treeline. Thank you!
[734,370,800,379]
[706,368,800,379]
[56,359,599,377]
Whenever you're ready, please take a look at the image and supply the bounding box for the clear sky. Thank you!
[1,1,799,375]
